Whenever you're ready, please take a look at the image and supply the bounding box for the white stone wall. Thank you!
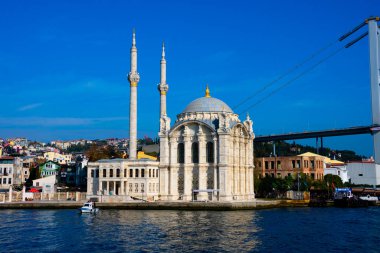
[86,159,160,202]
[347,162,380,186]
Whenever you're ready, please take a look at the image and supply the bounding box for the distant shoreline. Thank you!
[0,199,311,211]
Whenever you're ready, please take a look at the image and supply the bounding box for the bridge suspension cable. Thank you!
[237,46,346,115]
[232,40,338,111]
[234,18,375,116]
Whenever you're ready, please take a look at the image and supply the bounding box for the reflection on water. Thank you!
[0,209,261,252]
[1,208,380,252]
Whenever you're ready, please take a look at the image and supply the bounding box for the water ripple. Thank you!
[0,207,379,252]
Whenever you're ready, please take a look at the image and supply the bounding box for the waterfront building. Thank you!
[324,158,349,183]
[39,161,61,178]
[0,156,14,190]
[19,156,36,184]
[33,175,56,193]
[59,164,76,185]
[347,161,380,186]
[256,152,325,180]
[86,31,255,202]
[158,87,255,201]
[75,155,88,187]
[324,166,350,183]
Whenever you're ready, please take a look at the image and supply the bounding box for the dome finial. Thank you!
[205,84,211,98]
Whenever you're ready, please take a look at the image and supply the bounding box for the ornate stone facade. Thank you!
[159,90,255,201]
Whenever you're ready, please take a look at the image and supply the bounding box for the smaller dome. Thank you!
[182,97,233,113]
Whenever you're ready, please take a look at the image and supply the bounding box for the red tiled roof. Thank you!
[0,156,14,160]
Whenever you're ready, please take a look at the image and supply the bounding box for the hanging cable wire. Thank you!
[238,46,346,115]
[232,40,339,110]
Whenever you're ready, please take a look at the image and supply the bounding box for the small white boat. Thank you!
[79,202,99,214]
[359,195,378,201]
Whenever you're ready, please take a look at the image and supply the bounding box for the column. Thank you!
[159,167,169,199]
[198,132,207,200]
[22,185,25,202]
[245,139,249,195]
[99,180,103,194]
[169,167,179,200]
[168,137,178,200]
[213,136,218,191]
[183,131,192,200]
[106,181,109,195]
[159,132,170,200]
[217,133,232,201]
[121,180,124,195]
[8,185,12,202]
[233,138,239,194]
[239,137,245,196]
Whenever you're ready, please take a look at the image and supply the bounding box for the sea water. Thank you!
[0,207,379,252]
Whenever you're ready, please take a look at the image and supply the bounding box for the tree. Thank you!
[85,144,123,162]
[324,174,343,189]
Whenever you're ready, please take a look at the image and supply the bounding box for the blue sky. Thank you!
[0,0,379,156]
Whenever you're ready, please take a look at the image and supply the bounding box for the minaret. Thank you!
[128,29,140,160]
[158,42,170,200]
[158,42,169,118]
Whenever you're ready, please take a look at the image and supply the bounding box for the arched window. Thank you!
[129,169,133,177]
[135,169,139,178]
[192,142,199,164]
[109,169,113,178]
[177,143,184,163]
[116,169,120,177]
[141,169,145,178]
[206,142,214,163]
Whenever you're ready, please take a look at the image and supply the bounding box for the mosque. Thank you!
[86,31,255,202]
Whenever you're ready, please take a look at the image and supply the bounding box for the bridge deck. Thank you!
[254,125,380,142]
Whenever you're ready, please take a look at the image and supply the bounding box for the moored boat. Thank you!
[79,202,99,214]
[359,195,378,206]
[333,188,368,208]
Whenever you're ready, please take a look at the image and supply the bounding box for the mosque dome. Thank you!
[182,86,234,113]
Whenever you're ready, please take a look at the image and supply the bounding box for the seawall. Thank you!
[0,199,310,211]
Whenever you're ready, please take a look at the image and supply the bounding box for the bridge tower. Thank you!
[368,17,380,163]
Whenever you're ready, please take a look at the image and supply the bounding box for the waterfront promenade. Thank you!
[0,199,310,210]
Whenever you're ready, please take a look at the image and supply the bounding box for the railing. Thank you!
[0,191,87,202]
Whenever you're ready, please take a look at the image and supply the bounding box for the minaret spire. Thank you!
[162,41,165,59]
[128,29,140,160]
[132,28,136,47]
[158,41,169,118]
